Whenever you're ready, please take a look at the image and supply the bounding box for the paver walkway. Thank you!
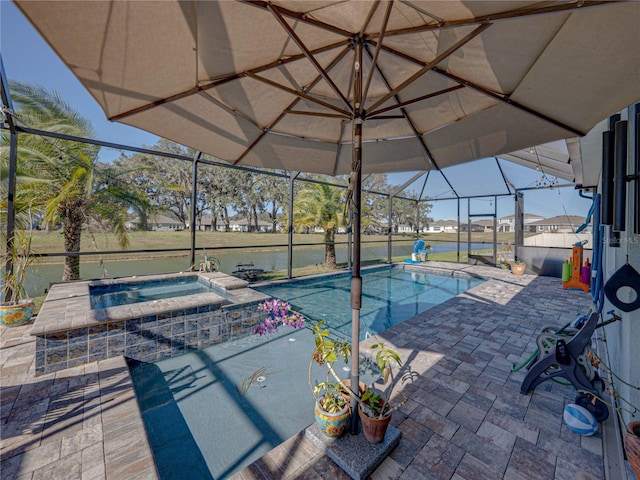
[1,263,616,479]
[231,263,609,480]
[1,328,157,479]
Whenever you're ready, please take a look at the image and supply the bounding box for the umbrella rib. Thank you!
[367,85,464,118]
[241,0,353,38]
[108,39,350,122]
[233,45,353,166]
[245,72,351,118]
[379,0,617,38]
[366,23,490,113]
[287,111,347,119]
[432,68,584,136]
[332,122,348,177]
[267,3,353,114]
[359,0,381,36]
[361,0,393,105]
[373,42,585,137]
[362,45,437,171]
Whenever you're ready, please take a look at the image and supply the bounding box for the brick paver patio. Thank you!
[1,263,614,479]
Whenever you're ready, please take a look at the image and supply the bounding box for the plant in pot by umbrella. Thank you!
[254,302,353,438]
[309,321,353,439]
[1,229,36,326]
[358,343,410,443]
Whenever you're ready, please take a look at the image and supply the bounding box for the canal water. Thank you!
[25,242,489,297]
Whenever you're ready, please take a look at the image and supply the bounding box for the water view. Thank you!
[25,242,489,297]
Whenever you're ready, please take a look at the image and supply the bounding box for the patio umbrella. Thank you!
[14,0,640,428]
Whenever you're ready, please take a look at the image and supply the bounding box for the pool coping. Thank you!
[29,271,271,376]
[31,271,262,336]
[251,262,485,291]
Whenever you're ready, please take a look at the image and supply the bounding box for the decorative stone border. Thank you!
[31,272,269,375]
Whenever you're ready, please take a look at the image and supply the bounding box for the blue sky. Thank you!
[1,1,591,220]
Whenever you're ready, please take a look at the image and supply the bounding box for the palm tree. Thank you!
[293,183,346,269]
[4,81,149,281]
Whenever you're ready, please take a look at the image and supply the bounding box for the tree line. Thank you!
[2,82,431,279]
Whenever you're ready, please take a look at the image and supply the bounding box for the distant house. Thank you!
[476,219,495,232]
[227,218,272,232]
[459,220,494,232]
[528,215,587,233]
[149,213,184,231]
[195,216,213,231]
[498,213,545,232]
[425,220,458,233]
[459,223,486,233]
[396,224,415,234]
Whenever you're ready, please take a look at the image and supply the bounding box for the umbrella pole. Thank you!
[350,118,363,433]
[350,38,364,434]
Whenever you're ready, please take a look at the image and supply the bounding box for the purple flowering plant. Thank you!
[254,298,305,335]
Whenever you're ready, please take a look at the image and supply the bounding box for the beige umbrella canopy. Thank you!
[14,0,640,431]
[15,1,640,176]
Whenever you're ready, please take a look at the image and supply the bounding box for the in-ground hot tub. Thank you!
[89,275,228,309]
[30,272,269,375]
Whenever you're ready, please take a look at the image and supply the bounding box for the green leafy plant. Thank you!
[1,230,36,305]
[313,381,348,413]
[198,249,220,272]
[309,321,353,410]
[359,342,411,419]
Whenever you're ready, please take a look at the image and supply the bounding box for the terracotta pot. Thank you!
[0,300,35,326]
[314,398,350,439]
[340,379,366,405]
[358,402,392,443]
[624,421,640,480]
[511,263,526,275]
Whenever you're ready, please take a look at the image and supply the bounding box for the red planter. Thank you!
[624,421,640,480]
[358,403,392,443]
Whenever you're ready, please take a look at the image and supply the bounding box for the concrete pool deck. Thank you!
[0,262,626,479]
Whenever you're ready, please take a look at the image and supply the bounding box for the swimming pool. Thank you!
[130,327,371,480]
[89,275,223,309]
[129,266,483,479]
[255,266,484,340]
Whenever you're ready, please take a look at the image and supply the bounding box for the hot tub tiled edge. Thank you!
[30,272,270,375]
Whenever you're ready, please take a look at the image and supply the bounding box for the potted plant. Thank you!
[197,249,219,272]
[358,342,409,443]
[255,299,352,439]
[312,381,351,439]
[625,421,640,479]
[253,301,415,442]
[418,244,431,262]
[309,321,353,439]
[511,261,526,275]
[1,230,36,326]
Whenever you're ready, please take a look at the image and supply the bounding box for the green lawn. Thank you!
[25,229,517,264]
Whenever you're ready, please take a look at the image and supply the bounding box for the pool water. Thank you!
[90,276,218,309]
[256,266,484,340]
[130,266,483,479]
[129,327,380,480]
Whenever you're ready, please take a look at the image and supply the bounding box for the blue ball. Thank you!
[563,403,598,436]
